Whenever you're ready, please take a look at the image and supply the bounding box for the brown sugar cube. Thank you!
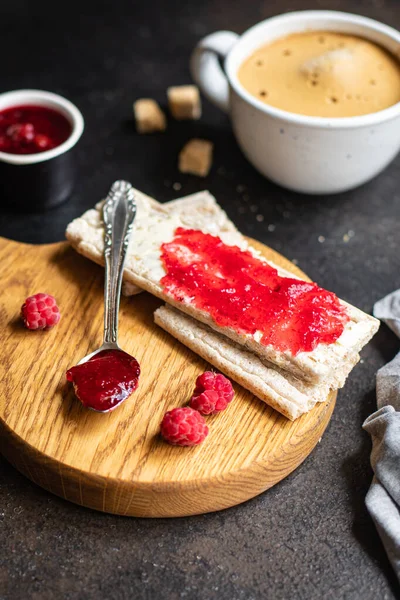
[178,139,213,177]
[167,85,201,120]
[133,99,166,133]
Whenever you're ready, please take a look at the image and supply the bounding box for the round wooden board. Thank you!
[0,236,336,518]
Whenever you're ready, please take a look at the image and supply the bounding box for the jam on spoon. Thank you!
[0,104,72,155]
[66,180,139,413]
[66,350,140,412]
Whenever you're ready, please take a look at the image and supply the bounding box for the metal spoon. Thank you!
[71,180,138,412]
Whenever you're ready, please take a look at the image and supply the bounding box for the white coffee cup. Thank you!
[190,10,400,194]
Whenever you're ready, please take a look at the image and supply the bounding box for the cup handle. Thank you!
[190,31,239,114]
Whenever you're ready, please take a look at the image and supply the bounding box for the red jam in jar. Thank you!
[0,105,72,155]
[161,228,350,356]
[66,350,141,412]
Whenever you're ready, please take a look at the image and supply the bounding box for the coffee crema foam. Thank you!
[238,31,400,117]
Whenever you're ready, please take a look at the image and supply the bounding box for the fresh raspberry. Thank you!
[190,371,234,415]
[160,407,208,446]
[21,293,60,330]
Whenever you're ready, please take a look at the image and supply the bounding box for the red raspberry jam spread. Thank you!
[0,105,72,155]
[66,350,140,412]
[160,228,350,356]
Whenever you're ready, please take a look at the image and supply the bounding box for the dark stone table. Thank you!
[1,1,400,598]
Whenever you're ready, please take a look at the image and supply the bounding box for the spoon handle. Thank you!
[102,180,137,345]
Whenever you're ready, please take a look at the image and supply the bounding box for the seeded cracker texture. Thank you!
[65,188,379,392]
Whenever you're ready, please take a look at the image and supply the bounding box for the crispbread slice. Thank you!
[121,190,238,296]
[154,305,331,420]
[68,188,240,296]
[66,189,379,387]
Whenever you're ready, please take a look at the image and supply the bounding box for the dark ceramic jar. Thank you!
[0,89,84,211]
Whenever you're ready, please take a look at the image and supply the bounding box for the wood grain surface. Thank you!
[0,236,336,518]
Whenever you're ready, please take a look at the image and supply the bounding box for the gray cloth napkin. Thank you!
[363,291,400,579]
